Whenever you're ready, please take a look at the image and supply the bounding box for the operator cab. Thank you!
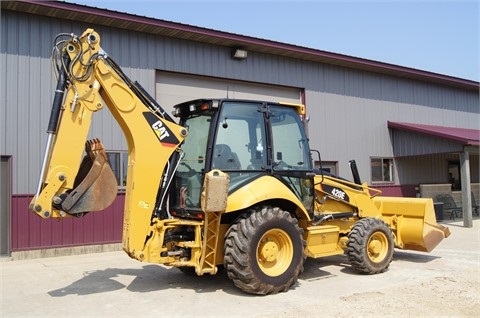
[169,99,313,219]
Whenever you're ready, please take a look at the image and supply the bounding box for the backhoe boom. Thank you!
[30,29,187,260]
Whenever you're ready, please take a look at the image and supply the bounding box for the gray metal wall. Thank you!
[397,153,479,185]
[2,10,479,194]
[305,68,479,180]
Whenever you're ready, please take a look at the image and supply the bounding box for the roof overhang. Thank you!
[388,122,480,146]
[388,121,480,157]
[2,0,479,91]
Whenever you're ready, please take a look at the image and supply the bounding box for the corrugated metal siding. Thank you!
[396,153,480,185]
[391,129,463,156]
[1,12,81,194]
[11,194,124,251]
[305,67,478,178]
[2,10,479,191]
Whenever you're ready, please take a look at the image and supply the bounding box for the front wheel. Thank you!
[224,206,306,295]
[346,218,394,274]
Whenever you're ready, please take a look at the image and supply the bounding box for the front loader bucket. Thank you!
[60,139,118,215]
[373,197,451,252]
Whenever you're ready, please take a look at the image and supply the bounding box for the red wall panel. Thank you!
[373,184,417,197]
[11,194,125,251]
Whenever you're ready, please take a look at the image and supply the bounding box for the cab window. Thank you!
[270,106,311,171]
[214,102,267,171]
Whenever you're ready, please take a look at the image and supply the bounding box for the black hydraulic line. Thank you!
[132,81,174,122]
[328,212,356,219]
[47,53,70,134]
[155,151,182,219]
[312,211,357,225]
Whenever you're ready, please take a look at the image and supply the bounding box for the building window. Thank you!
[314,161,338,176]
[371,157,394,182]
[106,151,128,188]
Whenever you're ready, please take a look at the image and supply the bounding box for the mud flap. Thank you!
[373,197,451,253]
[60,139,118,215]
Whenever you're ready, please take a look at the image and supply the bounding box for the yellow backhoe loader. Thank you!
[30,29,450,295]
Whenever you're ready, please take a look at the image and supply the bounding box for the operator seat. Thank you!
[213,144,241,170]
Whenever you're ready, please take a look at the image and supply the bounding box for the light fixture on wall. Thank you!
[232,48,248,60]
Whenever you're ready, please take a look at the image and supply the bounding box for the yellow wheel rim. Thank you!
[257,229,294,276]
[367,231,388,263]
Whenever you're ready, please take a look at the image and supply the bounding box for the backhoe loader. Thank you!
[30,29,450,295]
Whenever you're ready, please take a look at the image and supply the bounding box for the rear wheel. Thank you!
[224,206,306,295]
[346,218,394,274]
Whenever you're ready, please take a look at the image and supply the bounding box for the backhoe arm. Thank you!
[30,29,188,257]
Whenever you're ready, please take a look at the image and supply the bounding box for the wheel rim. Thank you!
[367,231,389,263]
[256,228,294,276]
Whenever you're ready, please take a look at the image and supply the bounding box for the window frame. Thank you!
[213,101,268,171]
[269,105,312,172]
[314,161,338,176]
[106,150,128,190]
[370,157,394,183]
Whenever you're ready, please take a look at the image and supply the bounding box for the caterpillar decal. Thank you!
[143,112,180,145]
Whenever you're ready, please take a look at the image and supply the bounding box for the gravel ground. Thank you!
[1,218,479,317]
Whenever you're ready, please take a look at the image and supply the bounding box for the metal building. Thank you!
[1,1,479,256]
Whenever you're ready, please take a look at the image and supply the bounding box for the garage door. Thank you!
[155,72,303,115]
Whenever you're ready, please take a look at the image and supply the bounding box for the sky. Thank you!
[70,0,479,81]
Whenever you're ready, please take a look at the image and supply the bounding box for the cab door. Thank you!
[268,105,314,211]
[212,101,268,181]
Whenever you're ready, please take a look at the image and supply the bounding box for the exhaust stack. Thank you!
[349,160,362,185]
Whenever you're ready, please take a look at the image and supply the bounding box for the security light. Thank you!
[232,48,248,60]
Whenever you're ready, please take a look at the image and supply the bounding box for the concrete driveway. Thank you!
[1,218,479,317]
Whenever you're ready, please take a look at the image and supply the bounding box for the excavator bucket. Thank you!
[373,197,451,252]
[60,139,118,215]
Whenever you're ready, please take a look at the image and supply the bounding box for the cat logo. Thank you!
[151,120,170,140]
[143,112,179,145]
